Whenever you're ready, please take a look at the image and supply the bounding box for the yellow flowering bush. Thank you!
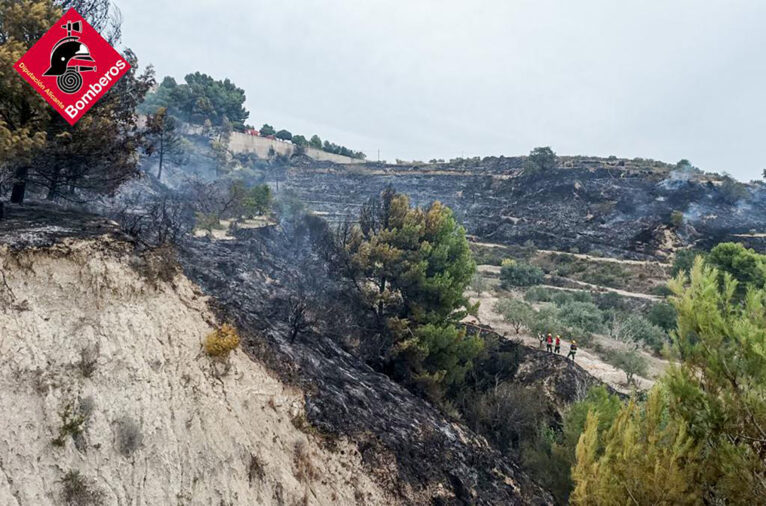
[203,324,240,358]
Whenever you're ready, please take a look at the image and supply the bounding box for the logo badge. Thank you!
[13,8,131,125]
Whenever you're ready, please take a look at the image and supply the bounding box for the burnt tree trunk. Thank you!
[157,135,164,180]
[10,166,29,204]
[46,166,61,200]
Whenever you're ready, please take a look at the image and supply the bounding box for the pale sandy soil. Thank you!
[0,239,391,506]
[193,216,274,240]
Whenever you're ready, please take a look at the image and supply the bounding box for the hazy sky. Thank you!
[120,0,766,180]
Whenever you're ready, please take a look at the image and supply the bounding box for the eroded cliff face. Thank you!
[0,236,391,506]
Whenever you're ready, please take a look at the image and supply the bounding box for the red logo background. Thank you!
[13,8,131,125]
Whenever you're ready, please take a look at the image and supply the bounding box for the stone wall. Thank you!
[174,122,363,164]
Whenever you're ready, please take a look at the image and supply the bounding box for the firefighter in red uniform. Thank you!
[546,333,553,353]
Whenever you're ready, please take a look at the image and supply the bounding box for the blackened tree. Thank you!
[145,106,186,180]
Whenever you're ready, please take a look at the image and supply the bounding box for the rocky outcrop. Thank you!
[467,326,621,421]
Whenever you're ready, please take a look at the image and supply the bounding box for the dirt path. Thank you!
[470,239,670,268]
[536,249,669,267]
[547,277,662,301]
[466,291,670,393]
[477,265,661,301]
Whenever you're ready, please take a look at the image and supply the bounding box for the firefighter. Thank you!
[567,340,578,361]
[554,335,561,354]
[546,333,553,353]
[538,333,545,349]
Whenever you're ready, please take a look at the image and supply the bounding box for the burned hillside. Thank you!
[177,211,615,505]
[281,158,766,259]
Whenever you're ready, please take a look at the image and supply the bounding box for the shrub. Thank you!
[61,470,104,506]
[116,416,143,456]
[564,325,594,346]
[401,323,484,391]
[500,260,544,288]
[463,384,546,455]
[647,302,676,331]
[606,349,648,385]
[523,386,622,503]
[556,301,604,334]
[524,286,553,302]
[571,291,595,303]
[671,249,702,277]
[523,147,557,175]
[469,272,488,296]
[579,263,628,289]
[550,291,575,306]
[611,313,668,353]
[718,176,748,204]
[650,284,673,297]
[551,290,593,307]
[521,239,538,260]
[195,211,223,233]
[493,298,534,333]
[707,242,766,297]
[522,426,573,503]
[203,324,240,359]
[464,333,524,391]
[471,247,506,266]
[52,402,88,448]
[529,306,562,336]
[670,210,684,228]
[595,291,626,311]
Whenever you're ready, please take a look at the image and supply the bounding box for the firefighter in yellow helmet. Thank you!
[567,340,578,361]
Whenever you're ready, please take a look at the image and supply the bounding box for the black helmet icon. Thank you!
[43,20,96,94]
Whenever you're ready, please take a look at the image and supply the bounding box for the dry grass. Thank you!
[52,402,87,448]
[61,470,104,505]
[132,244,180,287]
[292,440,317,483]
[248,453,266,483]
[77,344,99,378]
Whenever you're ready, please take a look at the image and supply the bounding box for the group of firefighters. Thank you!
[537,333,578,361]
